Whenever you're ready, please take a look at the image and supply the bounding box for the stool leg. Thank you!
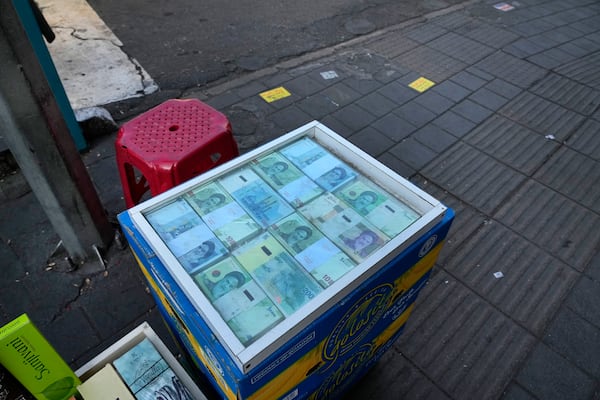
[118,162,149,208]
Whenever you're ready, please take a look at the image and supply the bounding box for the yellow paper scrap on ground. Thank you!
[409,77,435,92]
[260,86,292,102]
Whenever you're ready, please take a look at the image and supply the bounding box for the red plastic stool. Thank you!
[115,99,238,208]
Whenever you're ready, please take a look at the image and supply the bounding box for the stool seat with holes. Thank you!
[115,99,238,208]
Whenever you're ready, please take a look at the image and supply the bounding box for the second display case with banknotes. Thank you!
[119,121,454,400]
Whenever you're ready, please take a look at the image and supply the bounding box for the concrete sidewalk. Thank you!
[1,0,600,398]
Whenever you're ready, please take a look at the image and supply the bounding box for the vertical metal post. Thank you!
[0,1,113,267]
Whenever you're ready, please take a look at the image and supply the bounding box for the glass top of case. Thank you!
[141,136,421,346]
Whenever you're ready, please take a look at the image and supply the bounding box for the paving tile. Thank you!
[432,110,476,138]
[344,350,450,400]
[427,32,496,64]
[451,99,494,124]
[568,118,600,161]
[233,80,269,99]
[205,90,242,110]
[342,76,383,95]
[527,51,571,69]
[534,147,600,213]
[468,87,510,111]
[516,343,595,400]
[502,383,538,400]
[566,274,600,330]
[397,271,536,400]
[475,51,548,88]
[509,18,556,37]
[450,70,488,91]
[330,103,378,132]
[584,249,600,281]
[44,307,101,364]
[389,137,438,170]
[270,105,313,132]
[393,46,467,83]
[413,90,455,115]
[445,222,578,335]
[413,124,458,153]
[320,114,353,138]
[530,73,600,115]
[355,91,397,117]
[457,22,520,48]
[570,15,600,34]
[347,126,394,157]
[484,78,522,100]
[465,115,558,175]
[376,152,416,178]
[377,80,419,105]
[319,82,362,107]
[545,306,600,378]
[284,74,328,97]
[394,101,437,128]
[503,38,547,58]
[430,10,473,30]
[422,142,527,214]
[499,92,586,140]
[431,80,472,103]
[371,113,417,141]
[494,180,600,271]
[407,176,487,265]
[403,23,448,44]
[366,34,419,59]
[556,52,600,90]
[296,93,341,119]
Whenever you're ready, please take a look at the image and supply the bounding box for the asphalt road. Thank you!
[87,0,466,90]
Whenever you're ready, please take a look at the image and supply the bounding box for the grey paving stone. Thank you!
[509,19,556,37]
[484,78,522,100]
[397,271,536,400]
[296,94,341,119]
[557,41,593,59]
[584,249,600,281]
[535,147,600,213]
[466,66,496,83]
[502,383,538,400]
[393,46,467,83]
[527,50,572,69]
[403,23,448,44]
[413,90,455,115]
[348,126,395,157]
[342,76,383,95]
[331,103,378,133]
[389,137,438,170]
[233,80,269,99]
[355,91,397,117]
[320,114,353,138]
[457,22,520,49]
[44,307,102,364]
[432,80,472,103]
[531,73,600,116]
[445,222,578,335]
[344,350,451,400]
[270,105,313,132]
[465,115,558,175]
[319,82,362,108]
[430,10,473,30]
[377,80,418,105]
[500,92,586,140]
[413,124,458,153]
[260,71,294,89]
[566,274,600,329]
[422,142,526,214]
[494,180,600,271]
[570,15,600,34]
[516,343,595,400]
[556,52,600,90]
[432,110,476,138]
[206,90,242,110]
[545,306,600,378]
[504,38,546,58]
[475,51,548,88]
[450,70,488,91]
[568,118,600,161]
[468,87,510,111]
[371,113,417,141]
[376,152,416,178]
[366,34,419,59]
[284,74,328,97]
[427,32,496,64]
[451,99,494,124]
[394,101,437,128]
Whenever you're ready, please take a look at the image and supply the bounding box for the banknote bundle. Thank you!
[334,176,421,237]
[299,193,389,262]
[144,199,228,273]
[269,213,356,288]
[279,137,357,192]
[219,167,294,227]
[233,233,323,316]
[192,258,284,345]
[251,151,324,207]
[185,181,262,248]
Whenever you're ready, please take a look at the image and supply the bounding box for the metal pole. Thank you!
[0,1,113,268]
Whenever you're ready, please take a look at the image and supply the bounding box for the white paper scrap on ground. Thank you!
[320,70,339,80]
[493,271,504,279]
[545,134,556,140]
[38,0,158,109]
